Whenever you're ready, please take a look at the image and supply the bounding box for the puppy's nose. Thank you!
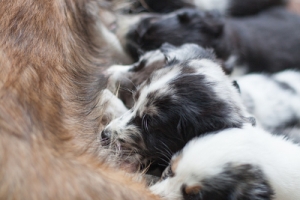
[100,129,111,146]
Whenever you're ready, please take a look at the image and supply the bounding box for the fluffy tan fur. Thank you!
[0,0,159,199]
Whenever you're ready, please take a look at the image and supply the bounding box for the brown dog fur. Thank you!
[0,0,159,199]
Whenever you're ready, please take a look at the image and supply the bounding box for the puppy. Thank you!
[0,0,159,199]
[237,70,300,136]
[102,43,254,172]
[151,125,300,200]
[126,7,300,74]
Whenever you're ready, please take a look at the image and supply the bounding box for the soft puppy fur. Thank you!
[126,7,300,74]
[151,125,300,200]
[102,43,254,172]
[237,70,300,136]
[0,0,159,199]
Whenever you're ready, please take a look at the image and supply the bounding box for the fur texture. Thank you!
[102,43,254,172]
[151,125,300,200]
[0,0,159,199]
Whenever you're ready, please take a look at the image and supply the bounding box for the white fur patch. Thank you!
[237,70,300,132]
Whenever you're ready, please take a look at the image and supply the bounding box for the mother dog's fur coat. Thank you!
[0,0,159,199]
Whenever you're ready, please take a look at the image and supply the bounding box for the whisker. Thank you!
[159,141,173,159]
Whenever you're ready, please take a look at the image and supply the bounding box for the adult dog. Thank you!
[102,43,254,172]
[0,0,159,199]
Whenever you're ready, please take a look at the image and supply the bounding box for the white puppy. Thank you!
[151,125,300,200]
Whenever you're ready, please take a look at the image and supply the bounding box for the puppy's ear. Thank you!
[202,11,224,37]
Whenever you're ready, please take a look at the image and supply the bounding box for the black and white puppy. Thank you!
[237,70,300,137]
[150,125,300,200]
[102,44,254,172]
[126,0,286,16]
[126,8,300,74]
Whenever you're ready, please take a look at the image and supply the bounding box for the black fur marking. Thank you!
[232,80,241,94]
[184,163,274,200]
[142,0,194,13]
[129,59,147,72]
[273,79,297,94]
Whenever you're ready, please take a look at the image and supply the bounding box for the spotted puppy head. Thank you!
[101,44,253,172]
